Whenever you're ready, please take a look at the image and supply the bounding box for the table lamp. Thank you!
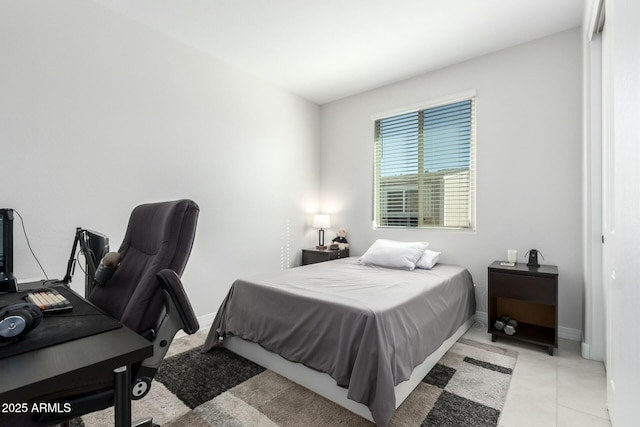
[313,214,331,250]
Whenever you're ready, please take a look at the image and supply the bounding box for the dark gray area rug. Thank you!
[79,336,518,426]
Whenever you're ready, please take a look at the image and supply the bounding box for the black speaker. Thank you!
[0,303,43,342]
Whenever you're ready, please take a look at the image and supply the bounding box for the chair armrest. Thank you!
[155,269,199,335]
[132,269,199,385]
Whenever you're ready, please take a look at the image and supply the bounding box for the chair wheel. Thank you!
[131,377,152,400]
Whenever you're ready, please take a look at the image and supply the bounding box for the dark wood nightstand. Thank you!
[302,248,350,265]
[488,261,559,355]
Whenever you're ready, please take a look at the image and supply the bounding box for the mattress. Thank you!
[202,257,475,426]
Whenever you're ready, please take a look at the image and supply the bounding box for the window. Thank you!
[374,95,476,230]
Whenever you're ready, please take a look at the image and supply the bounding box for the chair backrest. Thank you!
[89,199,199,335]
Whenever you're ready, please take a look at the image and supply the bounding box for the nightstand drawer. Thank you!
[489,272,556,305]
[302,248,349,265]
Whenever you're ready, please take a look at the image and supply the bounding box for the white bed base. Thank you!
[224,317,474,423]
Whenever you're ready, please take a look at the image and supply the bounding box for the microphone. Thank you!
[93,252,121,286]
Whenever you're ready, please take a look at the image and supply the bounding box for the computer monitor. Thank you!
[0,208,17,293]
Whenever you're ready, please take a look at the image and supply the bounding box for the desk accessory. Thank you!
[0,302,43,342]
[25,289,73,313]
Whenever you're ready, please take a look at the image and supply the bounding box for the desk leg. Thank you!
[114,365,131,427]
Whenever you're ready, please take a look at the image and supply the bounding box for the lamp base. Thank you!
[315,245,327,251]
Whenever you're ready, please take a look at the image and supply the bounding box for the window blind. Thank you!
[374,98,476,229]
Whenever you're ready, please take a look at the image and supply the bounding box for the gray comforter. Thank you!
[202,257,475,426]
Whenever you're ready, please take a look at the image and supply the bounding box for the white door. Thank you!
[599,1,640,424]
[600,8,617,421]
[602,2,622,421]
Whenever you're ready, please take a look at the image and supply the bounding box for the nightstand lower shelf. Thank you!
[490,322,556,355]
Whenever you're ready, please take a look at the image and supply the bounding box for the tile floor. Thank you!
[463,322,611,427]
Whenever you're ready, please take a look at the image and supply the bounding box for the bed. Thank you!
[202,255,475,426]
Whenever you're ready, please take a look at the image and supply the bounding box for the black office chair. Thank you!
[32,199,200,426]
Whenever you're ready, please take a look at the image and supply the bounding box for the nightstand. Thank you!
[302,248,350,265]
[487,261,559,355]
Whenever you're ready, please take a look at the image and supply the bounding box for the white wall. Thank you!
[0,0,320,317]
[320,29,583,334]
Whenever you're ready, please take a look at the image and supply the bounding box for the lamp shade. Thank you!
[312,214,331,229]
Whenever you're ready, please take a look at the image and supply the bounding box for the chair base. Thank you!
[132,417,157,427]
[59,416,156,427]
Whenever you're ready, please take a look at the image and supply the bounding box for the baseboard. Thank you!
[475,311,582,342]
[581,342,591,359]
[558,326,582,342]
[174,312,215,339]
[196,312,216,331]
[474,311,489,326]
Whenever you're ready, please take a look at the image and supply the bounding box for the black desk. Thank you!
[0,283,153,426]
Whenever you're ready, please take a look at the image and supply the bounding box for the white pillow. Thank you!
[416,249,441,269]
[359,239,429,271]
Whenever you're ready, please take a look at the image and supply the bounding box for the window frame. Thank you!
[371,90,477,231]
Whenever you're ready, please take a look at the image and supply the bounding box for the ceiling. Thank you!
[91,0,585,104]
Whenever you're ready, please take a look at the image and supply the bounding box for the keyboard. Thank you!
[24,289,73,313]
